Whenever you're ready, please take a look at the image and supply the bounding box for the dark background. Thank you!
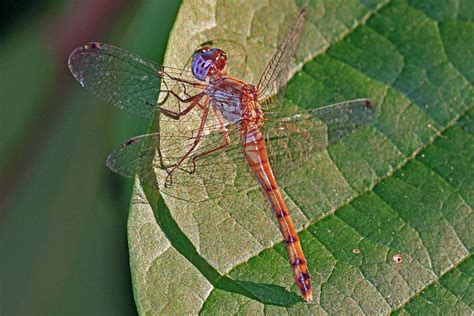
[0,0,181,314]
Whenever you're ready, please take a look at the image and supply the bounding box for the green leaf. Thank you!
[127,0,473,314]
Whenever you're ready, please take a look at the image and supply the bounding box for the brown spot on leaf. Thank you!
[393,253,403,264]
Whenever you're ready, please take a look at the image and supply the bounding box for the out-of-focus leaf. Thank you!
[0,1,180,315]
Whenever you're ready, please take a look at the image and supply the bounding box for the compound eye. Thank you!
[192,47,208,59]
[213,49,227,72]
[191,52,214,81]
[190,46,226,81]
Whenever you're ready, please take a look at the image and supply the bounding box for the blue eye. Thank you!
[192,54,213,81]
[201,49,213,58]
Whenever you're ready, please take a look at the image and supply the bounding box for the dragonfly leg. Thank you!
[181,83,193,98]
[164,98,211,187]
[157,92,205,120]
[159,69,207,89]
[189,107,231,174]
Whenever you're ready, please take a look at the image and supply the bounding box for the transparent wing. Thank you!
[68,42,206,118]
[264,99,375,179]
[106,98,375,202]
[257,8,306,110]
[106,121,257,202]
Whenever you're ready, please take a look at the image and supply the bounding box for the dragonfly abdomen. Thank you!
[243,127,313,302]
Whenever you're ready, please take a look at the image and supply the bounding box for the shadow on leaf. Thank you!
[233,280,303,306]
[141,182,302,307]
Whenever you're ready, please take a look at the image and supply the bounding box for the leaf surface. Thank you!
[127,0,473,314]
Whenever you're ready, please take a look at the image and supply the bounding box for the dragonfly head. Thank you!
[191,46,227,81]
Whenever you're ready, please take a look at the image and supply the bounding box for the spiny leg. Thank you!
[155,67,207,118]
[189,106,232,174]
[164,97,211,187]
[157,91,205,120]
[159,68,207,88]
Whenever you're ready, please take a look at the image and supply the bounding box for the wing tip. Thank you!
[68,42,105,86]
[105,135,140,175]
[105,149,120,173]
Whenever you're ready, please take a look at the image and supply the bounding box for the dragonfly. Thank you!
[68,8,374,302]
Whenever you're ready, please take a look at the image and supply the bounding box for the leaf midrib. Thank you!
[291,0,392,87]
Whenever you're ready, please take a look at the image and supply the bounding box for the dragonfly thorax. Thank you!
[241,84,264,127]
[242,83,259,101]
[210,80,263,128]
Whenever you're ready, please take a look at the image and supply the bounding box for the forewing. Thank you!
[257,8,306,110]
[68,42,205,118]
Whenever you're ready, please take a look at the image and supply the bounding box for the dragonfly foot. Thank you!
[176,165,194,175]
[189,157,198,174]
[164,169,174,188]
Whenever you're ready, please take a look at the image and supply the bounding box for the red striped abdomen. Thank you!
[243,127,313,302]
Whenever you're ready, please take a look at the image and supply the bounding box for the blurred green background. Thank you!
[0,0,181,314]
